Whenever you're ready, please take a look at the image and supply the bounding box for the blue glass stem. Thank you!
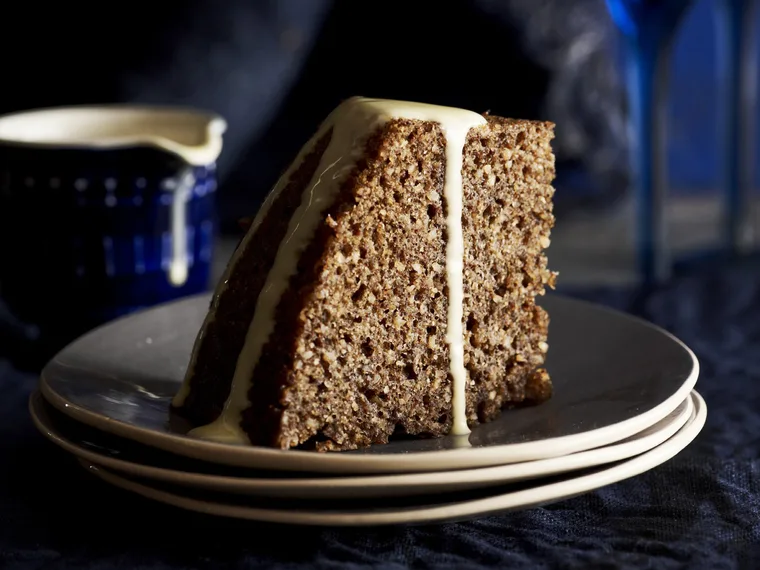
[625,35,673,285]
[715,0,758,254]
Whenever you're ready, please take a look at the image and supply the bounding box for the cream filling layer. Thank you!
[171,109,336,408]
[184,97,486,443]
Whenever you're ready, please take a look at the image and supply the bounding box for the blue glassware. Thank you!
[605,0,695,284]
[0,105,226,367]
[715,0,758,254]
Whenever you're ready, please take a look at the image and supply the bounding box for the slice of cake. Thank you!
[171,96,557,450]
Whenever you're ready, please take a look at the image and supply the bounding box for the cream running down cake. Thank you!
[171,96,558,451]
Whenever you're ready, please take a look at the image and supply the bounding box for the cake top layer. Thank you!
[246,96,488,238]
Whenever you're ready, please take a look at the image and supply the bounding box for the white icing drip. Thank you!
[440,117,476,437]
[183,97,485,443]
[168,171,194,287]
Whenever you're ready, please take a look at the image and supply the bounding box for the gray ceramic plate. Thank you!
[77,391,707,526]
[30,390,692,499]
[39,293,699,474]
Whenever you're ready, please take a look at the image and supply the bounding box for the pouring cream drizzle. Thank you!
[167,170,196,287]
[184,97,486,443]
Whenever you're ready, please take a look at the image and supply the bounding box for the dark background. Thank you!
[0,0,632,233]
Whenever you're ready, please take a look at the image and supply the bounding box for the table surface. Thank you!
[2,254,760,569]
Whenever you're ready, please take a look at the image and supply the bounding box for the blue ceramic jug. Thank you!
[0,105,226,366]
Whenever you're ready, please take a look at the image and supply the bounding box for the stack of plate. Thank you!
[31,294,706,526]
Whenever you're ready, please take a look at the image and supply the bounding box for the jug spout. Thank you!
[0,105,227,165]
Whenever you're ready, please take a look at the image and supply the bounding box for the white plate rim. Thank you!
[31,390,693,499]
[38,295,701,474]
[77,391,707,526]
